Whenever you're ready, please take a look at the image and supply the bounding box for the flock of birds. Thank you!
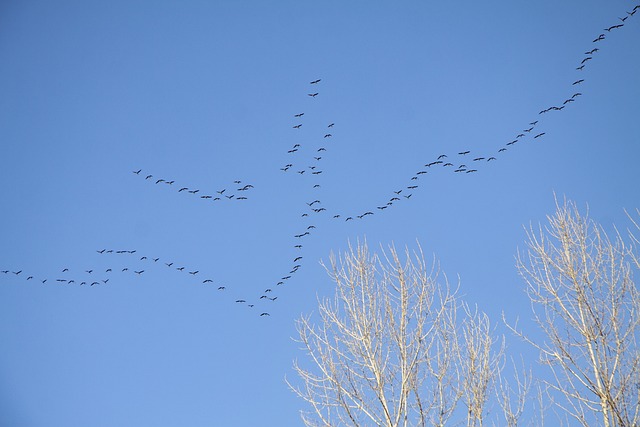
[3,4,639,317]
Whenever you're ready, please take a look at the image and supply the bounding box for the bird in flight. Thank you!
[534,132,546,139]
[293,124,302,129]
[458,151,470,155]
[134,270,144,275]
[593,34,605,42]
[310,79,321,84]
[308,93,319,97]
[133,169,141,175]
[260,313,270,317]
[328,123,334,128]
[294,113,304,117]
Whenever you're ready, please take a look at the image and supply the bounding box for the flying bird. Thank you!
[458,151,470,155]
[308,93,319,97]
[134,270,144,275]
[133,169,141,174]
[593,34,605,42]
[328,123,334,128]
[260,313,270,316]
[293,124,302,129]
[145,175,153,180]
[534,132,546,139]
[310,79,321,84]
[294,113,304,117]
[581,57,592,64]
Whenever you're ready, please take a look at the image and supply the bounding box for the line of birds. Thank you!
[1,249,275,317]
[133,170,254,202]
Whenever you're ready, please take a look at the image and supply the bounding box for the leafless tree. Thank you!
[288,242,504,427]
[508,200,640,427]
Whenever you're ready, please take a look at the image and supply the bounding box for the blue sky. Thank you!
[1,1,639,426]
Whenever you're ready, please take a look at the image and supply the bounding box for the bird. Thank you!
[458,151,470,155]
[165,180,174,185]
[487,157,496,161]
[346,217,353,221]
[308,93,319,97]
[165,262,173,267]
[585,48,599,55]
[573,79,584,85]
[534,132,546,139]
[260,313,270,316]
[178,187,189,192]
[86,270,93,274]
[293,124,302,129]
[188,189,200,194]
[122,268,129,272]
[530,121,538,125]
[153,258,159,262]
[97,249,106,254]
[576,65,585,71]
[572,93,582,98]
[145,175,153,180]
[102,279,109,284]
[593,34,605,42]
[318,148,326,152]
[498,148,507,152]
[294,244,303,248]
[328,123,334,128]
[314,156,322,161]
[466,169,477,173]
[133,169,141,174]
[177,267,185,271]
[155,179,164,184]
[581,57,593,64]
[189,271,199,275]
[235,300,246,303]
[310,79,321,84]
[563,99,575,105]
[134,270,144,275]
[506,140,517,146]
[27,276,33,280]
[473,157,485,161]
[324,134,332,138]
[218,286,225,290]
[203,279,213,283]
[294,113,304,117]
[62,268,69,272]
[437,154,447,159]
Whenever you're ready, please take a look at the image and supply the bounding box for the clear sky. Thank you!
[1,1,639,426]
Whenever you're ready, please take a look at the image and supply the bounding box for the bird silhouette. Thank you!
[458,151,470,155]
[310,79,321,84]
[260,313,270,316]
[294,113,304,117]
[133,169,141,174]
[534,132,546,139]
[308,93,318,97]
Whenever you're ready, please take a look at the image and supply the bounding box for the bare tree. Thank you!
[509,200,640,427]
[288,242,503,427]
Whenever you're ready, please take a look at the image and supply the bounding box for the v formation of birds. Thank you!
[3,5,639,317]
